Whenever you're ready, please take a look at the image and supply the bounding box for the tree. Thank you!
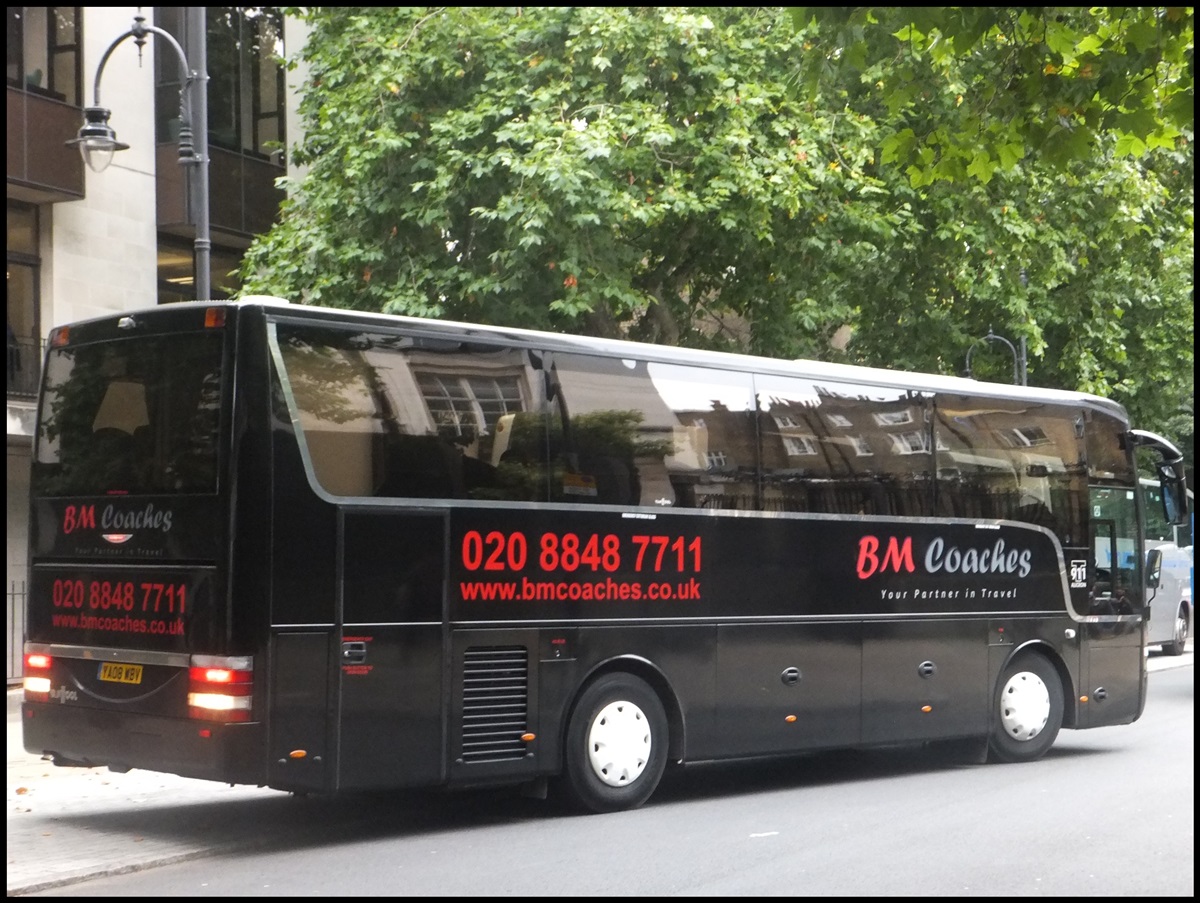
[241,7,1192,466]
[790,7,1194,186]
[241,7,898,353]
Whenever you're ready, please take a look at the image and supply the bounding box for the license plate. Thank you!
[98,662,143,684]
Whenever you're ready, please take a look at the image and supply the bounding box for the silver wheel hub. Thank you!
[587,699,651,787]
[999,670,1051,741]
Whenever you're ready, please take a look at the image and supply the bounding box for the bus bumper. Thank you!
[21,701,266,786]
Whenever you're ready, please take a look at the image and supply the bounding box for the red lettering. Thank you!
[857,535,915,578]
[856,535,880,578]
[62,504,96,534]
[881,537,915,573]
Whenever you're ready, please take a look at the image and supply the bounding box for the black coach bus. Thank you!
[22,298,1189,813]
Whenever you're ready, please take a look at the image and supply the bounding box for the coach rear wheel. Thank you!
[562,673,668,813]
[1160,605,1190,656]
[987,652,1064,764]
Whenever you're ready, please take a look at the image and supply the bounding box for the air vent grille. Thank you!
[461,646,528,763]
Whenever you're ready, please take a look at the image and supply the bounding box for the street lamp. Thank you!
[964,327,1028,386]
[67,10,210,301]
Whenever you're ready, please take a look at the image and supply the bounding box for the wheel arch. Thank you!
[563,655,685,763]
[999,639,1079,729]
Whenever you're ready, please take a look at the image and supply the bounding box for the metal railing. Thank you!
[7,336,44,399]
[7,580,26,685]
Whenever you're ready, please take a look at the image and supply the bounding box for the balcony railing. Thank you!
[7,335,44,399]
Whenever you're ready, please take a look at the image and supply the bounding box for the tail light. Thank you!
[188,654,253,722]
[23,650,52,700]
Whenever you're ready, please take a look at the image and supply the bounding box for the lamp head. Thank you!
[66,106,130,173]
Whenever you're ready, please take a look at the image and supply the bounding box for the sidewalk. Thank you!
[6,641,1193,895]
[7,689,285,896]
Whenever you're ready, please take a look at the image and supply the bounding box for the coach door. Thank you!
[334,510,448,790]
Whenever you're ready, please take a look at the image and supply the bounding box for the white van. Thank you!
[1143,479,1193,656]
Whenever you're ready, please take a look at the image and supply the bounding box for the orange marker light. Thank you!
[921,705,933,713]
[785,715,797,723]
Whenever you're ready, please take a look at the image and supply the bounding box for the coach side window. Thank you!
[753,374,935,517]
[549,354,757,509]
[933,396,1087,545]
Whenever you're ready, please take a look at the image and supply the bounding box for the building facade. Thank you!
[7,6,300,680]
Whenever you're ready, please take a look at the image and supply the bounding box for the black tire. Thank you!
[561,673,668,813]
[987,652,1064,764]
[1160,605,1190,656]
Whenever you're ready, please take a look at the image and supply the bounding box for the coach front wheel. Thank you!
[562,673,668,813]
[987,652,1064,764]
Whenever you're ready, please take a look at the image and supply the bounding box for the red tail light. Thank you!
[188,655,253,722]
[23,650,52,700]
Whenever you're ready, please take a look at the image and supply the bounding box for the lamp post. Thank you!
[67,10,210,301]
[964,327,1028,386]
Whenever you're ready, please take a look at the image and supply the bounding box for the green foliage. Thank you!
[242,6,1193,471]
[243,7,884,352]
[790,7,1194,186]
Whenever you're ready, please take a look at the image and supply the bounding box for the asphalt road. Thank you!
[6,642,1193,896]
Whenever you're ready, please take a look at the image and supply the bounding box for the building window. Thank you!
[156,236,243,303]
[417,373,524,437]
[890,430,930,455]
[873,410,914,427]
[783,435,818,456]
[825,413,853,429]
[6,7,81,105]
[1011,426,1051,447]
[849,435,873,456]
[156,7,286,161]
[706,450,728,470]
[7,202,41,398]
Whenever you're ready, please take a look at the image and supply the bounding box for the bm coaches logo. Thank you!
[62,503,174,543]
[855,534,1033,579]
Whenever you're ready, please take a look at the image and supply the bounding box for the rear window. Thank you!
[33,331,225,496]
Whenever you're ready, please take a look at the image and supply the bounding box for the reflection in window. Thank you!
[783,436,818,457]
[33,333,224,496]
[156,7,286,160]
[933,398,1087,544]
[891,431,929,455]
[754,374,934,517]
[707,450,729,469]
[546,354,757,509]
[1011,426,1051,446]
[417,373,522,439]
[1090,486,1142,613]
[275,324,542,501]
[873,410,913,426]
[7,7,80,105]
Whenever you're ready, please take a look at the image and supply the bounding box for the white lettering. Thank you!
[100,503,173,533]
[924,536,1032,578]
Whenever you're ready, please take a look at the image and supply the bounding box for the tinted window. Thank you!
[754,374,935,516]
[933,396,1088,544]
[33,332,224,496]
[549,354,757,508]
[274,323,547,501]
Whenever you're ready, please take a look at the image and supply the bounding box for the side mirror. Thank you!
[1145,548,1163,590]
